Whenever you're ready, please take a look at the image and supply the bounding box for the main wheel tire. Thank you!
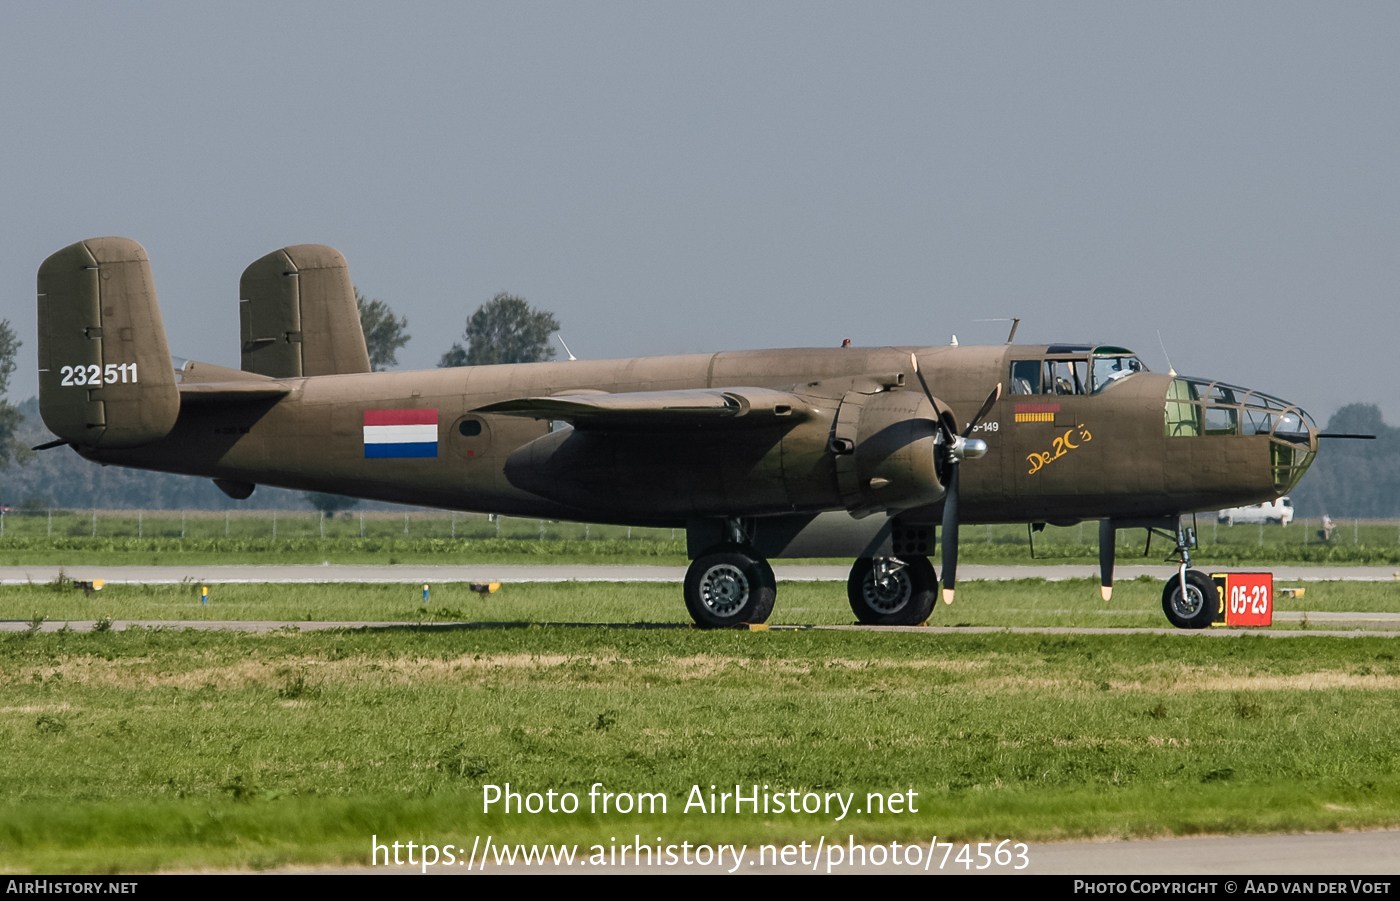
[1162,569,1219,630]
[847,556,937,626]
[683,545,777,628]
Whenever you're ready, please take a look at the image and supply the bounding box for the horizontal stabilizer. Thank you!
[177,359,276,385]
[475,387,808,429]
[178,381,291,405]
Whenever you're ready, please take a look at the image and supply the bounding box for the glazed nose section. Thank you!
[1265,404,1318,495]
[1272,409,1312,446]
[1164,376,1317,493]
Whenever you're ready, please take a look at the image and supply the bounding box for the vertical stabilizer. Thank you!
[36,237,179,449]
[239,245,371,378]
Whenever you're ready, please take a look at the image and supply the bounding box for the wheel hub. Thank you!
[1169,583,1205,619]
[698,563,750,617]
[863,570,912,614]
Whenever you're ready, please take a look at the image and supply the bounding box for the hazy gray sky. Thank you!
[2,2,1396,425]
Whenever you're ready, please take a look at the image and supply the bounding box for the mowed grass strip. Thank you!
[7,576,1400,629]
[4,515,1400,566]
[2,624,1400,872]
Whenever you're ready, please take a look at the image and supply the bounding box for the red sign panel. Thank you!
[1212,572,1273,627]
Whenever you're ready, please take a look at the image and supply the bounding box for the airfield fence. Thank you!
[0,509,1394,552]
[0,508,679,542]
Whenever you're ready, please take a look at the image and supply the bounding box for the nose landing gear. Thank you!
[1101,516,1220,630]
[1163,569,1218,630]
[1160,519,1218,629]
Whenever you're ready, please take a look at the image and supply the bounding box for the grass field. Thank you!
[7,576,1400,630]
[3,578,1400,873]
[4,513,1400,565]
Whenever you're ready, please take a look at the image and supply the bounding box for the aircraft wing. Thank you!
[474,387,808,429]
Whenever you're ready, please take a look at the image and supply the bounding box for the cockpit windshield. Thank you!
[1090,347,1145,394]
[1008,345,1146,396]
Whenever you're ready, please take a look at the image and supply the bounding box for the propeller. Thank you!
[910,353,1000,604]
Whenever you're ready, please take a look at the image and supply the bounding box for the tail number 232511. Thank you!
[59,363,139,386]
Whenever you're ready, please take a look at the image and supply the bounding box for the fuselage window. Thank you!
[1243,408,1276,435]
[1010,360,1041,395]
[1204,406,1238,436]
[1274,411,1309,444]
[1208,384,1242,405]
[1165,378,1202,437]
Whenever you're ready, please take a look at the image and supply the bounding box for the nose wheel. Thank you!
[683,544,776,628]
[1162,570,1219,630]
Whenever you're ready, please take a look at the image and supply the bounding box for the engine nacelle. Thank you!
[832,389,945,517]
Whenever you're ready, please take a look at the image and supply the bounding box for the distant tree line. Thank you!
[1288,404,1400,518]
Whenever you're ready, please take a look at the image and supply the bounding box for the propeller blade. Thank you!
[909,353,955,443]
[941,463,959,603]
[910,355,995,606]
[962,383,1002,437]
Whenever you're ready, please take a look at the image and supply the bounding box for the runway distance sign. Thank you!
[1211,572,1274,627]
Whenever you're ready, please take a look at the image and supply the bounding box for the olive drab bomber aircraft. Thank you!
[35,237,1325,630]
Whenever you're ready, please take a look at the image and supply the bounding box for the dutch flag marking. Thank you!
[364,409,438,458]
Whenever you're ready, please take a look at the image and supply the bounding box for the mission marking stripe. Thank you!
[1014,402,1059,423]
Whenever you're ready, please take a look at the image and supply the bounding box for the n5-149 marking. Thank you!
[59,363,138,386]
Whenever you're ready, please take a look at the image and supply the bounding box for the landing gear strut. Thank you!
[1101,517,1220,629]
[1160,519,1218,630]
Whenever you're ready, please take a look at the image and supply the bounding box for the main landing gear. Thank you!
[847,556,937,626]
[683,543,776,629]
[1102,517,1219,630]
[683,546,939,629]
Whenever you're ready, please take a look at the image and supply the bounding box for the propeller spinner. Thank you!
[910,353,1000,605]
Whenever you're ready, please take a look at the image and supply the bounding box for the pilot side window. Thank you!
[1010,360,1041,395]
[1011,358,1090,395]
[1045,359,1088,395]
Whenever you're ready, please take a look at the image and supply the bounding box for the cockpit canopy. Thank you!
[1165,377,1317,493]
[1009,345,1146,397]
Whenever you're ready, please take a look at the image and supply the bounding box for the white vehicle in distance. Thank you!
[1217,496,1294,526]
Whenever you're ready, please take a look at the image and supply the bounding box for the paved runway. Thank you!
[5,619,1398,637]
[4,562,1400,585]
